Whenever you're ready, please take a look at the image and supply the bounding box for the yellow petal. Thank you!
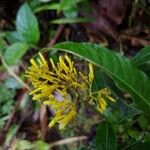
[43,101,50,105]
[29,88,42,95]
[37,58,43,67]
[59,56,69,73]
[32,93,45,100]
[107,96,116,102]
[48,115,64,128]
[50,58,58,71]
[30,58,38,67]
[99,98,107,111]
[48,118,57,128]
[65,55,73,72]
[99,88,111,96]
[38,52,48,67]
[58,108,76,129]
[97,107,103,113]
[88,63,94,83]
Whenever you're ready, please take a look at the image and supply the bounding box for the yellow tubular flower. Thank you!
[26,52,116,129]
[95,88,116,113]
[88,63,94,83]
[26,53,85,129]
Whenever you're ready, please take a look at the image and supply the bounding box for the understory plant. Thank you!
[26,52,115,129]
[0,0,150,149]
[25,42,150,150]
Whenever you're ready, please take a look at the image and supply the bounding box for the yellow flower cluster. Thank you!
[26,52,115,129]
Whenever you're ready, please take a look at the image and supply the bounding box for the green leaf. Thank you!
[124,141,150,150]
[34,140,49,150]
[92,68,142,123]
[51,17,92,24]
[0,83,15,103]
[4,42,29,64]
[131,46,150,66]
[96,121,117,150]
[63,6,78,18]
[34,3,60,12]
[92,67,108,91]
[16,3,40,45]
[104,99,142,124]
[0,83,14,129]
[131,46,150,76]
[137,115,149,130]
[0,32,7,49]
[0,116,9,129]
[52,42,150,114]
[15,140,33,150]
[4,77,22,89]
[6,31,24,43]
[60,0,85,10]
[5,125,21,147]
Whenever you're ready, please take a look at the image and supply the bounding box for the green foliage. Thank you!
[104,99,142,124]
[34,0,92,24]
[14,140,49,150]
[4,42,29,65]
[131,46,150,67]
[137,115,149,130]
[0,0,150,149]
[59,0,85,19]
[131,46,150,76]
[0,32,7,50]
[15,3,40,45]
[42,42,150,149]
[6,3,39,45]
[4,124,19,146]
[4,77,22,89]
[15,140,33,150]
[34,3,60,12]
[0,83,15,129]
[124,141,150,150]
[52,42,150,114]
[87,139,97,150]
[96,121,117,150]
[91,68,142,123]
[1,3,40,66]
[50,17,92,24]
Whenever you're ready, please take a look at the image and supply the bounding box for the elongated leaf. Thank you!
[131,46,150,66]
[52,42,150,114]
[16,3,40,45]
[34,3,60,13]
[92,68,142,123]
[123,141,150,150]
[96,121,117,150]
[51,17,92,24]
[131,46,150,76]
[4,42,29,64]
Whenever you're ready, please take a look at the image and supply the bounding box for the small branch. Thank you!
[47,25,65,47]
[49,136,87,148]
[40,105,48,140]
[0,52,30,90]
